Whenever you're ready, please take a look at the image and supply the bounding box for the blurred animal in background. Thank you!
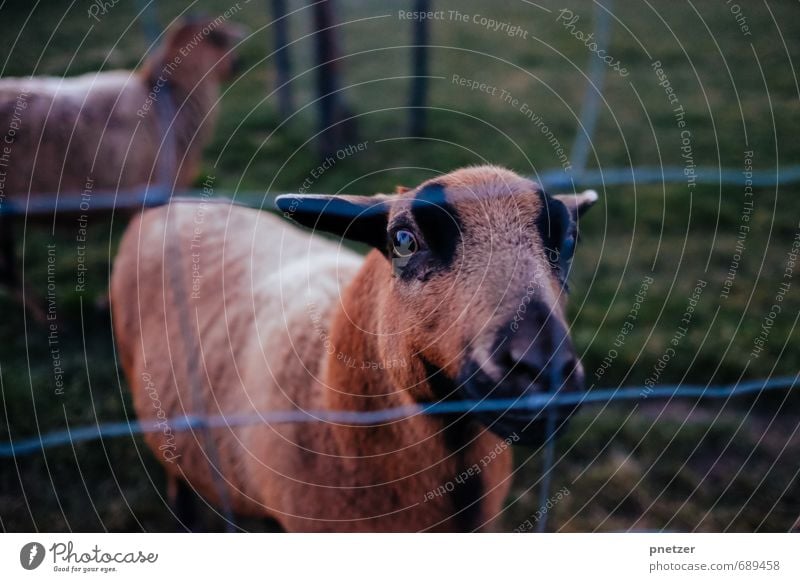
[0,16,244,319]
[111,165,598,532]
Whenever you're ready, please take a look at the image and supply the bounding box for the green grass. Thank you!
[1,0,799,531]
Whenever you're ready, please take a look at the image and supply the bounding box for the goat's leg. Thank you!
[0,215,16,294]
[16,283,48,324]
[167,474,198,532]
[0,216,47,323]
[262,516,286,532]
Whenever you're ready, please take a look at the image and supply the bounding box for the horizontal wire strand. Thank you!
[2,375,795,457]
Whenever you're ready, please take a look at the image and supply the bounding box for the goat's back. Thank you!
[111,203,363,516]
[0,71,158,194]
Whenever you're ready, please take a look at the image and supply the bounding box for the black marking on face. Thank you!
[411,183,462,268]
[534,190,573,284]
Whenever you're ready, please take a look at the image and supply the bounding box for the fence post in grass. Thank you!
[270,0,293,118]
[408,0,431,137]
[310,0,357,157]
[569,0,614,180]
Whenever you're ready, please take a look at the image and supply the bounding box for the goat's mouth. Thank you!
[466,406,571,447]
[456,366,583,448]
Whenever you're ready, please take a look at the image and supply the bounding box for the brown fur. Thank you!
[111,165,596,531]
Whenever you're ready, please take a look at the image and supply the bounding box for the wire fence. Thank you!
[4,160,798,217]
[2,0,798,533]
[2,375,796,458]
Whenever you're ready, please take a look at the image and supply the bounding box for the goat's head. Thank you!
[276,166,598,446]
[158,17,247,84]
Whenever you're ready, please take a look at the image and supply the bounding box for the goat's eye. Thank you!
[561,235,576,261]
[391,229,418,258]
[208,30,229,48]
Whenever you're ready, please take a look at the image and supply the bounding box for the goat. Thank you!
[110,165,598,531]
[0,17,243,316]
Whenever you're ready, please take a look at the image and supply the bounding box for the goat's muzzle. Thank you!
[457,316,585,447]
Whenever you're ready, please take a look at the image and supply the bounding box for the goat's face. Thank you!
[163,18,247,83]
[277,166,597,446]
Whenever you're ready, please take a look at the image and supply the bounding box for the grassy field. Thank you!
[1,0,798,531]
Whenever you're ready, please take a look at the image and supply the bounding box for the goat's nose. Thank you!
[495,326,580,393]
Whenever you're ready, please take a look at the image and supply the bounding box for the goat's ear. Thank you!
[275,194,391,250]
[552,189,599,222]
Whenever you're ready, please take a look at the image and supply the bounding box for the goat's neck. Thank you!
[324,251,425,414]
[322,251,500,530]
[139,59,220,182]
[164,78,219,160]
